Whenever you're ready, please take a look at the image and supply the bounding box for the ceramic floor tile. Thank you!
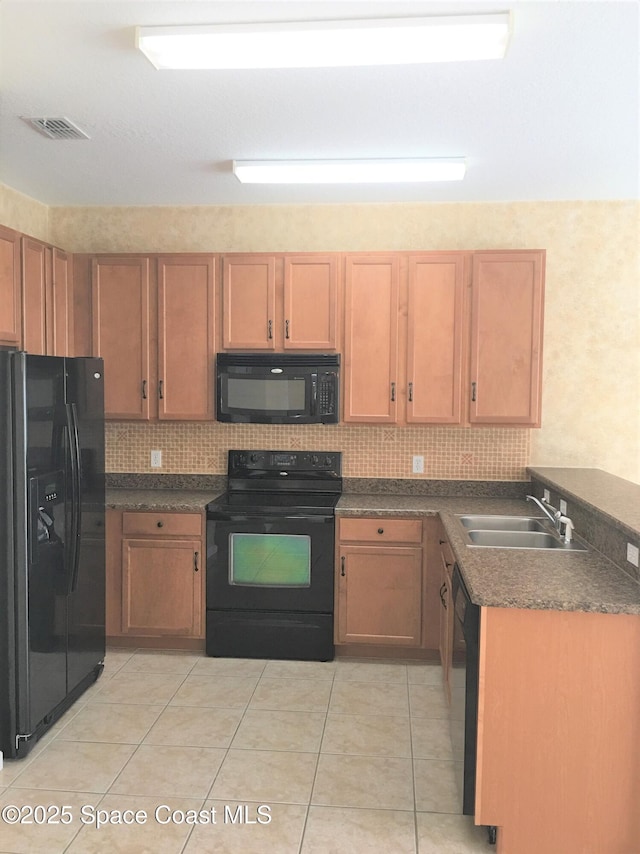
[10,741,136,793]
[312,754,414,810]
[416,812,492,853]
[143,705,244,748]
[321,712,411,758]
[210,749,318,804]
[65,794,205,854]
[190,657,267,678]
[334,660,408,683]
[183,800,307,854]
[262,659,337,680]
[169,674,259,708]
[407,663,445,685]
[0,788,102,854]
[409,683,449,719]
[414,759,463,814]
[101,649,136,678]
[231,709,326,752]
[55,702,163,744]
[91,671,185,705]
[119,650,202,675]
[109,744,226,799]
[301,805,417,854]
[411,717,455,760]
[329,680,410,717]
[249,677,332,712]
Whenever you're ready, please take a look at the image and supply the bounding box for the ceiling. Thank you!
[0,0,638,207]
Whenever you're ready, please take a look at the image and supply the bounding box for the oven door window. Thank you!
[229,533,311,587]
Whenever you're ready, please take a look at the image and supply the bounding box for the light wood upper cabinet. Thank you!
[406,253,466,424]
[283,255,338,349]
[343,255,400,423]
[469,251,544,426]
[0,226,21,347]
[222,254,339,351]
[222,255,276,349]
[157,255,215,420]
[21,237,50,355]
[91,254,216,421]
[92,256,151,420]
[51,248,71,356]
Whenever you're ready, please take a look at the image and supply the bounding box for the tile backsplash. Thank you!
[105,422,530,481]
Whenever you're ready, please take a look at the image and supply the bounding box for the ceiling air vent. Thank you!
[22,116,90,140]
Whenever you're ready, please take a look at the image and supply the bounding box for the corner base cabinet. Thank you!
[336,517,424,648]
[106,509,204,648]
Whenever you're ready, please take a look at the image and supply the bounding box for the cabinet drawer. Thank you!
[340,517,423,544]
[122,511,202,537]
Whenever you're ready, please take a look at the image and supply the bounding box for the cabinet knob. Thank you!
[377,528,384,535]
[157,520,164,528]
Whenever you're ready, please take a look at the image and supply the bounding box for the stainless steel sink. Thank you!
[456,514,589,551]
[466,530,587,550]
[458,515,548,532]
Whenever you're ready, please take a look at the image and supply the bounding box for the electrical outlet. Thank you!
[412,455,424,474]
[626,543,639,568]
[543,489,551,502]
[559,499,567,515]
[150,450,162,468]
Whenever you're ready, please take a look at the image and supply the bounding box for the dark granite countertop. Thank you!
[105,472,640,616]
[337,493,640,616]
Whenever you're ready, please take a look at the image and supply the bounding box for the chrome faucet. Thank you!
[526,495,575,544]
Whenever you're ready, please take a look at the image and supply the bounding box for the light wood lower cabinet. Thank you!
[106,509,204,647]
[476,607,640,853]
[336,517,425,648]
[438,531,455,703]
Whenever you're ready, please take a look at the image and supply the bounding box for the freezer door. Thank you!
[65,357,105,693]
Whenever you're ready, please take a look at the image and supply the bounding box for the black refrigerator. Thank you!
[0,351,106,760]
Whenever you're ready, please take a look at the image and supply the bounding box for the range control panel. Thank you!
[228,450,341,476]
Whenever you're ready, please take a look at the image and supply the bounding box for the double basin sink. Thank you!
[457,515,588,551]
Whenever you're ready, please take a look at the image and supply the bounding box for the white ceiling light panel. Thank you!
[136,13,512,70]
[232,159,467,184]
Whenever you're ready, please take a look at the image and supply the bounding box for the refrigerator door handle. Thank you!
[65,403,82,594]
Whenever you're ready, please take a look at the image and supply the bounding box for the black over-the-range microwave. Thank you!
[216,353,340,424]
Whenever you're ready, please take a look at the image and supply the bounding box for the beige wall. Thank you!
[0,183,49,241]
[3,186,639,482]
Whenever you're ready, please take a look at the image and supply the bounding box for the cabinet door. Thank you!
[337,545,422,646]
[105,509,123,637]
[222,255,276,349]
[283,255,338,349]
[0,225,21,346]
[51,248,71,356]
[157,255,215,420]
[21,237,51,355]
[92,256,151,419]
[343,255,399,423]
[121,537,202,637]
[407,253,465,424]
[469,252,544,425]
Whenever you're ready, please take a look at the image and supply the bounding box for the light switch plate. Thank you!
[559,499,567,515]
[543,489,551,502]
[627,543,639,568]
[412,455,424,474]
[150,450,162,468]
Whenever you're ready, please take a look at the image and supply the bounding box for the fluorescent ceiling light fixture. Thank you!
[232,159,467,184]
[136,13,512,70]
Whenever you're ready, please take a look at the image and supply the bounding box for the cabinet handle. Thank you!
[142,379,147,400]
[471,381,477,402]
[285,319,290,339]
[341,556,345,577]
[158,379,164,400]
[377,528,384,535]
[440,582,447,608]
[439,539,446,545]
[408,382,413,403]
[268,319,273,339]
[157,521,163,528]
[194,551,199,572]
[390,382,396,402]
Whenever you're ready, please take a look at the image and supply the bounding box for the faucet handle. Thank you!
[558,515,574,543]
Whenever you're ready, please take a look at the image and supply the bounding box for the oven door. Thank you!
[206,511,335,614]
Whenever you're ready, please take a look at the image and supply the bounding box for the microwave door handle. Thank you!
[310,373,318,416]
